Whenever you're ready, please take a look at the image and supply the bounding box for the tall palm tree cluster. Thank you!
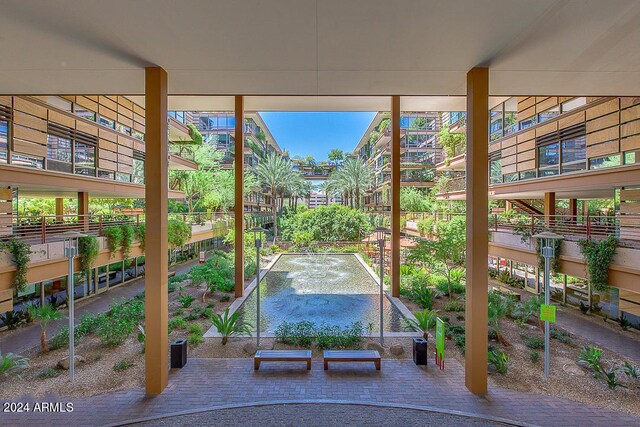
[325,157,373,209]
[255,153,310,240]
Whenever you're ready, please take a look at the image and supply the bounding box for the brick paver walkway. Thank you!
[0,258,201,355]
[2,358,638,426]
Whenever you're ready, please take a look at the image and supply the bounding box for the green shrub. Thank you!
[168,317,187,332]
[488,349,510,374]
[210,309,252,345]
[622,361,638,379]
[529,350,539,363]
[97,299,144,346]
[187,332,204,347]
[315,322,364,349]
[135,224,146,251]
[454,333,465,355]
[550,327,572,345]
[280,204,371,242]
[578,346,602,375]
[444,299,465,312]
[220,294,231,302]
[120,224,134,259]
[113,360,134,371]
[178,293,195,308]
[38,367,62,378]
[275,321,316,347]
[445,323,465,338]
[598,366,627,390]
[0,352,29,379]
[416,217,434,236]
[187,323,204,335]
[521,334,544,350]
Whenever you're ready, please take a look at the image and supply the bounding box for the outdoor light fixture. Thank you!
[59,230,87,381]
[374,226,391,346]
[532,231,563,379]
[248,226,268,347]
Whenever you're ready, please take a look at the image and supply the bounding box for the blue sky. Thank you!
[260,112,376,161]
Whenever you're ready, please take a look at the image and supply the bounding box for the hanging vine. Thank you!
[1,238,31,293]
[578,236,619,291]
[102,226,123,257]
[121,224,134,259]
[78,235,99,280]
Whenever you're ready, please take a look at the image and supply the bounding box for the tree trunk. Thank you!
[272,189,278,243]
[41,328,48,352]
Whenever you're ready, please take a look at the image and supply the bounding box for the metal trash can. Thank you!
[171,340,188,368]
[413,337,428,365]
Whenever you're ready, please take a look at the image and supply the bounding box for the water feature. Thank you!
[239,253,406,333]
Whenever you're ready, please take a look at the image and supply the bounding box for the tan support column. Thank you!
[544,192,555,226]
[77,192,89,231]
[55,198,64,221]
[234,96,245,298]
[569,198,577,220]
[390,96,401,297]
[465,67,489,394]
[144,66,169,395]
[505,200,512,211]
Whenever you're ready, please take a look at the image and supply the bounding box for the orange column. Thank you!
[55,198,64,221]
[234,96,245,298]
[569,198,577,220]
[77,192,89,231]
[465,67,489,394]
[544,192,556,226]
[144,66,169,395]
[391,96,401,297]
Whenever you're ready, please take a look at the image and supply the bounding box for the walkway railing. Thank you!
[1,211,273,245]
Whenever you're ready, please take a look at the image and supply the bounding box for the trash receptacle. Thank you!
[171,340,188,368]
[413,337,428,365]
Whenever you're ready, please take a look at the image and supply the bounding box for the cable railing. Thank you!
[1,211,274,245]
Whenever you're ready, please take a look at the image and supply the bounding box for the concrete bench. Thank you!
[254,350,312,370]
[323,350,381,370]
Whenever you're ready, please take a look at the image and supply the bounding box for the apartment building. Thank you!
[436,96,640,326]
[0,95,226,323]
[187,111,281,212]
[354,112,443,211]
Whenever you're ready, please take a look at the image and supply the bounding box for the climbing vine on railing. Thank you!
[78,235,99,280]
[103,226,123,257]
[1,237,30,293]
[121,224,134,259]
[135,224,146,251]
[577,236,619,291]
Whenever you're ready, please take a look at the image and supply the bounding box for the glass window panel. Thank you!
[98,115,115,129]
[519,116,537,130]
[624,151,639,165]
[133,159,145,184]
[490,107,503,141]
[519,170,536,180]
[98,169,115,180]
[116,172,131,182]
[0,120,8,154]
[561,97,586,113]
[11,153,44,168]
[47,135,72,173]
[561,135,586,164]
[538,143,559,167]
[538,106,560,123]
[75,142,96,176]
[589,154,621,170]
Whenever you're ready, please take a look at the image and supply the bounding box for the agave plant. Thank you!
[210,309,252,345]
[0,352,29,379]
[403,309,439,340]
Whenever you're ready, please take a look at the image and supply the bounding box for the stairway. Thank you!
[510,199,543,216]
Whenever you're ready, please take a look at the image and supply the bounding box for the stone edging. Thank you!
[107,399,535,427]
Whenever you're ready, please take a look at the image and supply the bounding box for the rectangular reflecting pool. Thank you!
[239,253,406,333]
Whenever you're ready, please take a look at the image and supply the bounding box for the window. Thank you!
[46,96,72,111]
[625,151,639,165]
[11,153,43,169]
[490,106,503,141]
[538,106,560,123]
[560,135,586,173]
[538,143,559,176]
[116,123,132,135]
[561,97,586,113]
[98,169,115,180]
[489,158,502,184]
[133,159,144,184]
[503,98,518,136]
[75,143,96,176]
[519,116,537,130]
[116,172,131,182]
[519,170,536,180]
[503,173,518,182]
[47,135,72,173]
[0,120,8,163]
[74,105,96,121]
[98,115,115,129]
[589,154,621,170]
[132,130,145,141]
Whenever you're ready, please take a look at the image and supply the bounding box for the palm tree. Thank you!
[28,304,62,352]
[211,309,253,345]
[327,157,373,209]
[255,153,296,241]
[403,309,439,340]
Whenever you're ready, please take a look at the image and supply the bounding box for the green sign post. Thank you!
[540,304,556,323]
[435,317,445,369]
